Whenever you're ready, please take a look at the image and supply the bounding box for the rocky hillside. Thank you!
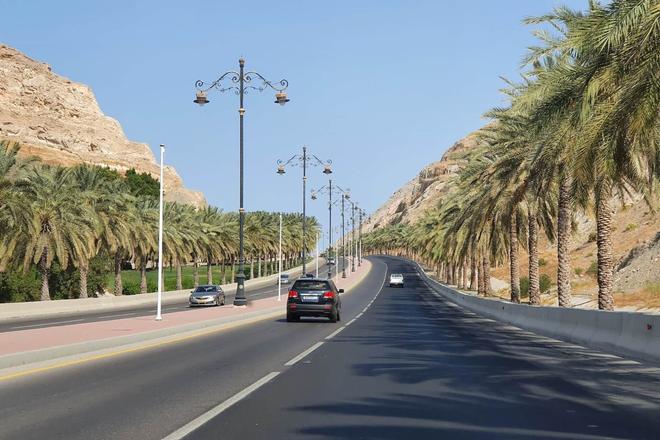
[365,128,660,304]
[363,130,484,234]
[0,44,205,206]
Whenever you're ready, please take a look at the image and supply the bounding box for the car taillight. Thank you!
[323,291,335,299]
[288,290,299,298]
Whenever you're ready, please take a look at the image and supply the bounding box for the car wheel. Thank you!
[220,295,225,306]
[337,309,341,322]
[287,312,298,322]
[329,308,338,323]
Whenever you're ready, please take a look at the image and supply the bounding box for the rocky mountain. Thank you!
[0,44,205,206]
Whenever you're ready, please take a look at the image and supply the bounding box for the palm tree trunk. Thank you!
[39,248,51,301]
[257,255,262,278]
[207,255,213,284]
[231,259,236,283]
[469,255,477,291]
[528,206,540,305]
[221,261,227,285]
[140,256,148,294]
[477,259,484,295]
[596,188,615,310]
[557,172,572,307]
[79,263,89,298]
[114,251,123,296]
[482,256,491,296]
[461,263,467,290]
[250,258,254,280]
[176,261,183,291]
[193,258,199,287]
[509,211,521,303]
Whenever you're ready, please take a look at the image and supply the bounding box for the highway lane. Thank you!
[0,258,383,440]
[0,262,333,333]
[190,256,660,440]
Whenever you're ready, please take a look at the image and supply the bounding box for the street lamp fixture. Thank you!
[276,147,331,276]
[194,58,289,307]
[193,90,209,106]
[275,91,290,106]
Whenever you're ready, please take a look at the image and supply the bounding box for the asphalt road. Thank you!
[0,262,333,333]
[0,258,379,440]
[2,256,659,440]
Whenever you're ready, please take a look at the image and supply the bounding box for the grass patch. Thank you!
[614,283,660,309]
[107,262,289,294]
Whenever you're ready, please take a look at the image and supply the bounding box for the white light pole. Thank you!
[156,144,165,321]
[315,230,319,278]
[278,213,283,301]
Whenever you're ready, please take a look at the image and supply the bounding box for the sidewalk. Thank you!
[0,259,372,373]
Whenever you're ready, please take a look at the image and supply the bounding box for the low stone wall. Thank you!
[413,260,660,365]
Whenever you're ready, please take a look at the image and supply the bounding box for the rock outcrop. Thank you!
[0,44,205,206]
[363,130,484,233]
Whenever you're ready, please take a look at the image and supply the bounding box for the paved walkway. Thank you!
[0,259,371,359]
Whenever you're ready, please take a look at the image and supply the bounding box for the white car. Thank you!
[389,274,404,288]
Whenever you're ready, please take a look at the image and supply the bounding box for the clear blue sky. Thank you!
[4,0,586,243]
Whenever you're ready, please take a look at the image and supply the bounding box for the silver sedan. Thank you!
[189,285,226,307]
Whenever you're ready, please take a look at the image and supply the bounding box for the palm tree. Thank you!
[4,166,96,300]
[132,199,158,293]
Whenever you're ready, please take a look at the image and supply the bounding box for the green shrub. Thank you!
[520,276,530,298]
[586,261,598,278]
[624,223,637,232]
[587,232,597,242]
[0,267,41,302]
[538,258,547,267]
[540,274,552,293]
[574,267,584,276]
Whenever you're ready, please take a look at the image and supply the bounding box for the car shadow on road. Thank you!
[289,259,660,440]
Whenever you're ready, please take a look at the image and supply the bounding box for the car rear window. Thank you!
[194,286,217,292]
[292,280,331,291]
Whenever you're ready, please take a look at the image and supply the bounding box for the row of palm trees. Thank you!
[362,0,659,310]
[0,141,320,301]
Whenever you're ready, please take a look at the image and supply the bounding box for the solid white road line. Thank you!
[163,371,280,440]
[325,326,346,340]
[284,341,325,366]
[355,312,364,319]
[10,318,85,330]
[346,318,357,326]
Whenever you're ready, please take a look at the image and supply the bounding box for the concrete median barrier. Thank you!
[409,259,660,365]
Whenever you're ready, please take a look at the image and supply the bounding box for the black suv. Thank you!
[286,278,343,322]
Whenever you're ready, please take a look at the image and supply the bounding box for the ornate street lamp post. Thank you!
[194,59,289,306]
[311,181,349,279]
[276,147,331,276]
